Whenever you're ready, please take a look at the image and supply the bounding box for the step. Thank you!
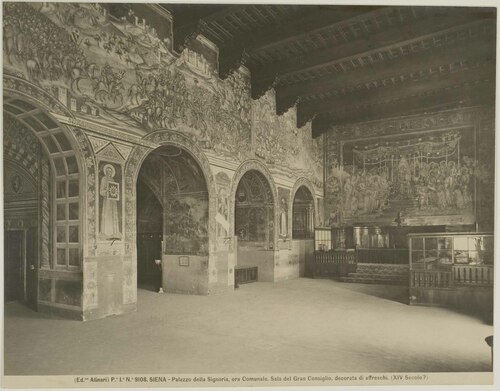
[355,265,409,273]
[349,272,409,279]
[356,263,409,269]
[354,271,409,277]
[339,277,408,285]
[354,267,409,273]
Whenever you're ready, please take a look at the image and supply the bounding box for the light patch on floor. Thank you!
[4,279,493,375]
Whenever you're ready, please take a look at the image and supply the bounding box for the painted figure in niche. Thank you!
[218,187,229,220]
[279,197,288,237]
[216,187,229,239]
[99,163,121,238]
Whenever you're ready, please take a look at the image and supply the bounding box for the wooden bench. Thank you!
[235,266,258,287]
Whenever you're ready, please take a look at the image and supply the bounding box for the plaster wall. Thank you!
[162,255,209,295]
[291,239,315,278]
[237,247,275,282]
[3,2,324,320]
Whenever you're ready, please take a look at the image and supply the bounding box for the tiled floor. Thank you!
[4,279,493,375]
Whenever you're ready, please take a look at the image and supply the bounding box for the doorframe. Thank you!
[5,228,28,301]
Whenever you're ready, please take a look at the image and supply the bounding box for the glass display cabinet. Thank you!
[314,227,332,251]
[409,232,493,270]
[408,232,493,320]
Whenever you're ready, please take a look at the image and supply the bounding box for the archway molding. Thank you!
[229,159,279,250]
[4,77,96,258]
[124,129,217,269]
[290,177,317,238]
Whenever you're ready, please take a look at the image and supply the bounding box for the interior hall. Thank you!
[2,2,496,378]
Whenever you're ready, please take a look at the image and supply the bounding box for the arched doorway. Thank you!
[292,186,315,240]
[291,184,315,277]
[136,145,209,294]
[3,96,84,315]
[234,170,275,282]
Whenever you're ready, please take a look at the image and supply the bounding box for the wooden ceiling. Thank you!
[159,4,496,137]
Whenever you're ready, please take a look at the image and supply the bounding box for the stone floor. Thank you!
[4,279,493,375]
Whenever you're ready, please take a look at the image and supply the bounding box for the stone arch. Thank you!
[123,129,217,300]
[229,159,279,250]
[291,177,316,211]
[125,130,216,253]
[3,78,96,259]
[290,178,317,239]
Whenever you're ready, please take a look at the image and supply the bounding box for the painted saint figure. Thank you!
[280,197,288,236]
[100,164,121,237]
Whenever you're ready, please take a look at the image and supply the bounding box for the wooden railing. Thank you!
[411,270,452,288]
[453,265,494,286]
[356,248,409,264]
[411,265,493,288]
[313,250,357,279]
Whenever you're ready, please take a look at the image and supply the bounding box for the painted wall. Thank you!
[3,3,323,187]
[3,2,324,320]
[325,107,495,230]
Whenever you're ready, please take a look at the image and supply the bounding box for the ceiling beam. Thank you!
[216,6,382,79]
[248,6,381,55]
[250,14,491,99]
[169,5,237,52]
[311,80,495,136]
[297,61,495,125]
[275,28,495,114]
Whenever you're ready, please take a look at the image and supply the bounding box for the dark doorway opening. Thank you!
[136,145,209,294]
[136,178,163,292]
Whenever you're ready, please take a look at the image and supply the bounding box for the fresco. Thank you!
[3,115,41,181]
[3,2,323,189]
[164,196,209,255]
[98,160,122,240]
[253,91,324,189]
[476,113,495,230]
[3,3,251,157]
[215,172,231,240]
[278,187,290,238]
[325,121,490,225]
[138,149,209,255]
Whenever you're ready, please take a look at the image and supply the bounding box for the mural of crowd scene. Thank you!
[3,3,251,156]
[253,91,324,189]
[98,161,122,240]
[330,128,483,222]
[3,2,323,188]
